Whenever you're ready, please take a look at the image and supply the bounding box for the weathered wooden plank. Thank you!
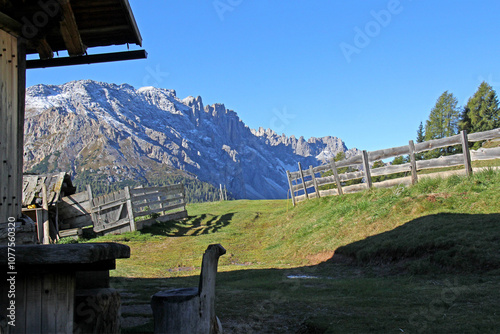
[93,218,131,233]
[467,128,500,142]
[61,190,89,204]
[286,171,296,206]
[130,184,183,196]
[342,183,367,194]
[336,154,363,168]
[136,210,188,230]
[408,140,418,185]
[414,134,461,153]
[134,202,186,218]
[368,145,410,162]
[59,228,83,238]
[362,150,372,189]
[329,159,343,196]
[416,154,465,170]
[298,162,309,200]
[309,165,320,198]
[133,198,184,211]
[470,146,500,161]
[461,130,473,176]
[92,197,128,212]
[370,163,411,177]
[131,192,183,204]
[125,186,136,232]
[60,214,92,229]
[338,170,364,182]
[313,164,331,174]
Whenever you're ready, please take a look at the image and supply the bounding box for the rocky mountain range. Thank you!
[23,80,358,199]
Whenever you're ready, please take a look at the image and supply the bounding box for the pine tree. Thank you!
[424,91,460,158]
[416,122,425,143]
[425,91,460,141]
[459,82,500,133]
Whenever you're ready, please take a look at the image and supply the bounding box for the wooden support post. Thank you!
[124,186,136,231]
[42,184,51,244]
[460,130,473,176]
[151,244,226,334]
[286,171,296,206]
[329,159,343,196]
[297,162,309,200]
[408,140,418,185]
[223,185,228,201]
[219,184,224,201]
[362,150,373,189]
[309,165,320,198]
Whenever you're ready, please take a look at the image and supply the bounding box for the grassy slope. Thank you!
[90,169,500,333]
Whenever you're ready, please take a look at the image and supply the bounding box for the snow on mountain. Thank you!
[23,80,358,199]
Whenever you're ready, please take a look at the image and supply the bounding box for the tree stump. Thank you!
[151,244,226,334]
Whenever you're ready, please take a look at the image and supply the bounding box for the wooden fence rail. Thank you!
[91,183,187,235]
[287,128,500,205]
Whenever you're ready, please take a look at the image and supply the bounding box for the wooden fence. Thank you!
[287,128,500,205]
[91,183,188,235]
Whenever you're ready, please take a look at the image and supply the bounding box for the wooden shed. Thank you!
[0,1,146,332]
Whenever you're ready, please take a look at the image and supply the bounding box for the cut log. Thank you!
[151,244,226,334]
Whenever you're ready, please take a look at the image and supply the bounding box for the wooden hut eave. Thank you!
[0,0,143,62]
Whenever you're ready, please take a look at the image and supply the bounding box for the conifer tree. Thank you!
[416,122,425,143]
[459,82,500,133]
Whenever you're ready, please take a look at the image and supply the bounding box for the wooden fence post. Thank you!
[42,184,50,244]
[124,186,136,231]
[460,130,473,176]
[408,140,418,185]
[309,165,320,198]
[329,159,343,196]
[298,162,309,200]
[286,171,296,206]
[362,150,373,189]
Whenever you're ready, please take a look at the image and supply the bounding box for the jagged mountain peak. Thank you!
[24,79,356,199]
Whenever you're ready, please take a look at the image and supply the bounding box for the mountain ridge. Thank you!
[23,79,359,199]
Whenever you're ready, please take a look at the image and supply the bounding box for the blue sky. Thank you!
[26,0,500,152]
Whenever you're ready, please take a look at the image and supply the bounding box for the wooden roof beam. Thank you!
[0,11,22,37]
[36,38,54,59]
[57,0,86,56]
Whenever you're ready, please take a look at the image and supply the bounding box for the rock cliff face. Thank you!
[24,80,358,199]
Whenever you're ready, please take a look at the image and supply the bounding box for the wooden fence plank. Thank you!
[408,140,418,185]
[470,147,500,161]
[416,154,465,170]
[134,202,186,218]
[298,162,309,200]
[368,145,410,161]
[309,165,320,198]
[467,128,500,142]
[362,150,372,189]
[330,159,343,196]
[414,134,461,153]
[370,163,411,177]
[461,130,473,176]
[286,171,296,206]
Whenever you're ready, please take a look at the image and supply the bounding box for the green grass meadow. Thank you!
[86,169,500,333]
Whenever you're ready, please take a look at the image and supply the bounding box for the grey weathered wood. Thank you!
[362,150,373,189]
[42,184,51,244]
[309,165,320,198]
[151,244,226,334]
[336,154,363,168]
[408,140,418,185]
[416,154,465,170]
[338,169,364,182]
[461,130,473,176]
[470,146,500,161]
[467,128,500,142]
[298,162,309,200]
[329,159,343,196]
[414,134,462,153]
[134,202,186,218]
[368,145,410,161]
[370,163,411,177]
[286,171,296,206]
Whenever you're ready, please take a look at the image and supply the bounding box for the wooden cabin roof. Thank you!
[22,172,76,207]
[0,0,142,59]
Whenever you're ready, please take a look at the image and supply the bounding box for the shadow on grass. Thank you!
[141,213,234,237]
[334,213,500,274]
[117,213,500,333]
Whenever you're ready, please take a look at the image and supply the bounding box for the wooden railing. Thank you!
[91,183,187,235]
[287,128,500,205]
